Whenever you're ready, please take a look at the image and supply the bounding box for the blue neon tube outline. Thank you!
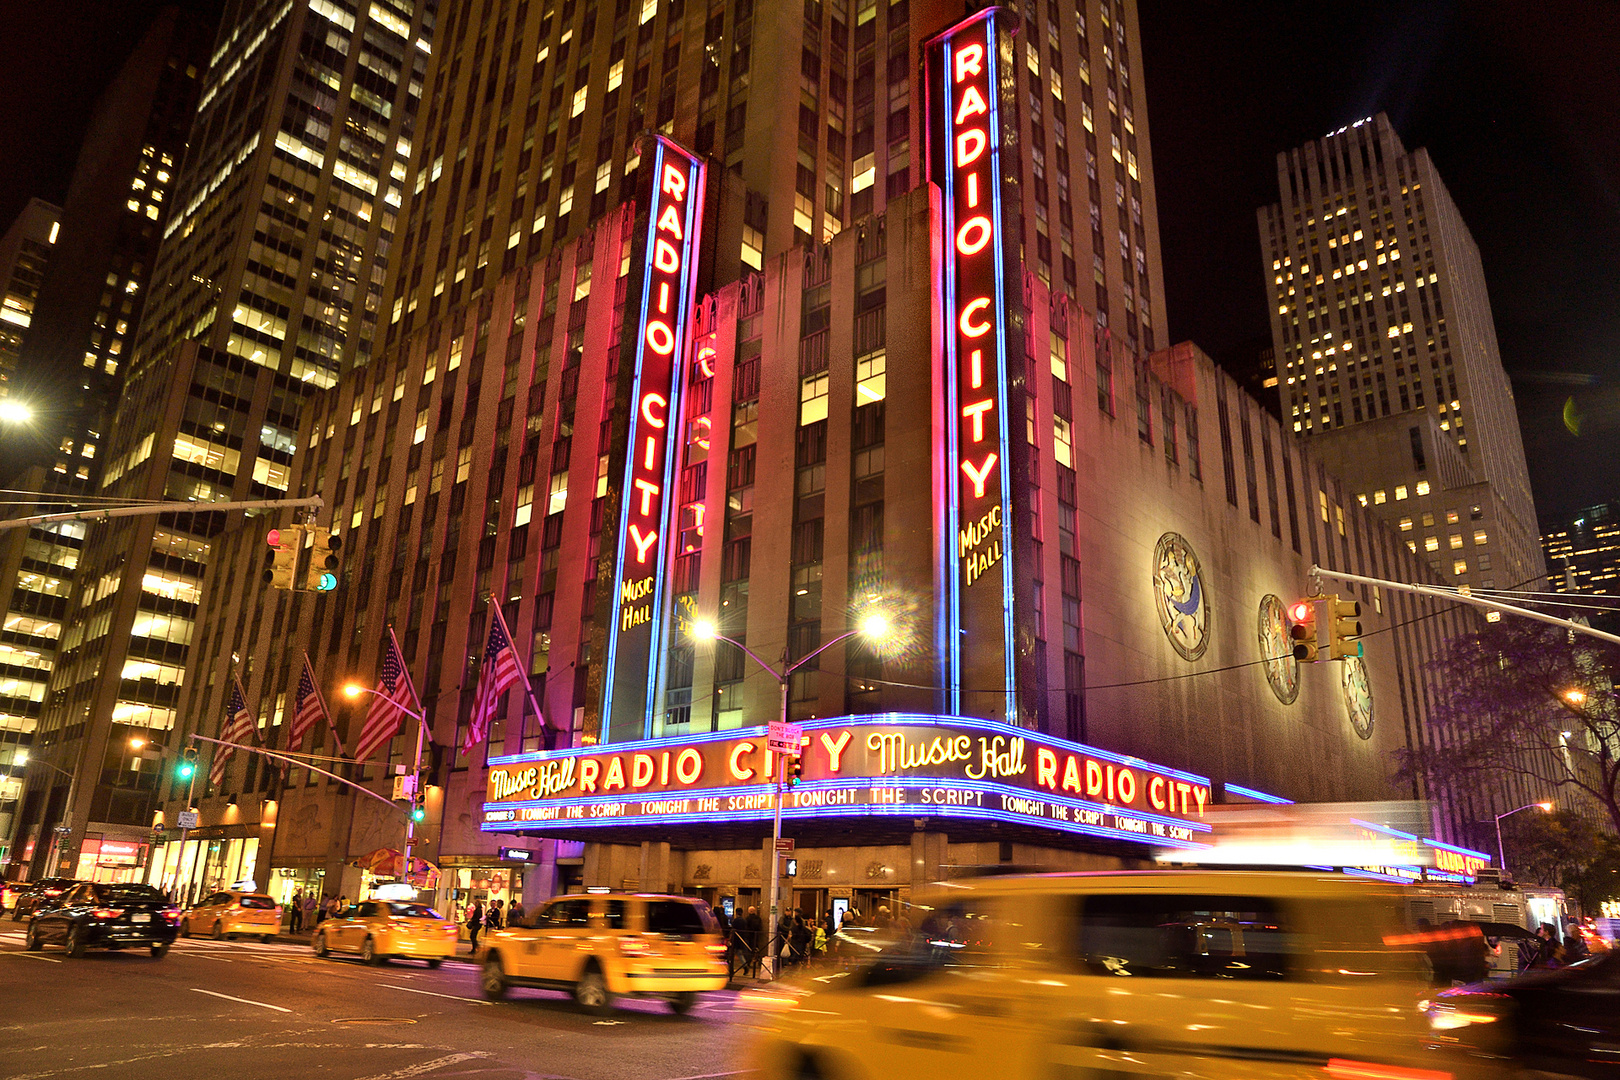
[1223,782,1294,805]
[941,39,963,714]
[487,710,1213,788]
[641,146,705,738]
[1421,836,1493,861]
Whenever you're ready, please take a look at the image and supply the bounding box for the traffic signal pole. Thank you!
[1311,565,1620,648]
[0,495,322,534]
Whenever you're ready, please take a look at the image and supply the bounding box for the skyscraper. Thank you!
[1259,114,1544,592]
[0,199,60,408]
[8,0,435,883]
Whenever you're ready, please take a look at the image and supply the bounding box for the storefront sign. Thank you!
[484,714,1213,849]
[93,840,142,866]
[601,135,707,742]
[927,9,1018,722]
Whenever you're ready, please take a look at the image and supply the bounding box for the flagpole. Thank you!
[492,601,548,741]
[304,650,345,756]
[390,625,430,893]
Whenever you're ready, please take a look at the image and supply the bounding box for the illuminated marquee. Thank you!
[928,11,1018,721]
[483,714,1214,849]
[601,137,707,740]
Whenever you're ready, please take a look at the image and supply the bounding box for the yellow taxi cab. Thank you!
[745,871,1503,1080]
[481,892,728,1014]
[312,898,458,967]
[181,890,282,941]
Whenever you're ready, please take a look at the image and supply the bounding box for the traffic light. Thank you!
[263,526,302,589]
[411,793,426,823]
[1289,598,1319,663]
[784,754,803,788]
[1329,593,1363,660]
[177,747,198,782]
[306,527,342,592]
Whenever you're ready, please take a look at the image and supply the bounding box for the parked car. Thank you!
[312,899,457,966]
[1427,950,1620,1079]
[182,890,282,941]
[744,871,1496,1080]
[481,892,728,1015]
[8,878,83,922]
[24,881,180,958]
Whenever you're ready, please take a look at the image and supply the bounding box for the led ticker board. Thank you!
[484,714,1214,849]
[601,136,707,742]
[927,10,1020,723]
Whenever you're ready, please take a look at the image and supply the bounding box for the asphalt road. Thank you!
[0,926,759,1080]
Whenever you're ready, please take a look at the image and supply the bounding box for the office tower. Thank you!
[7,0,435,883]
[0,200,60,408]
[141,1,1482,911]
[1259,114,1545,592]
[1544,503,1620,601]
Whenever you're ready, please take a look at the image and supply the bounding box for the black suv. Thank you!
[9,878,83,921]
[25,882,181,957]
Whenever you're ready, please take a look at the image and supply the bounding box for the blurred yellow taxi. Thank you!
[746,871,1501,1080]
[181,890,282,941]
[482,892,728,1014]
[313,899,458,966]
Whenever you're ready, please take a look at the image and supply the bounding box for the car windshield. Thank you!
[96,885,166,905]
[238,896,276,909]
[385,903,440,919]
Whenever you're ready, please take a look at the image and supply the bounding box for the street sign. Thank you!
[392,774,417,801]
[767,721,803,755]
[176,811,199,829]
[774,837,795,853]
[498,846,535,862]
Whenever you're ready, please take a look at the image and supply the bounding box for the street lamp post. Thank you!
[691,614,890,978]
[1495,801,1553,874]
[343,685,432,891]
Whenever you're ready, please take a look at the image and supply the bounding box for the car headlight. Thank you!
[1427,1005,1499,1031]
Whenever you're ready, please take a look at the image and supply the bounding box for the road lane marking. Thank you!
[349,1052,491,1080]
[6,951,62,963]
[379,983,492,1006]
[189,987,292,1013]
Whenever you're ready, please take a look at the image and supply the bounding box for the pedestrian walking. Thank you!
[508,900,526,926]
[810,917,827,957]
[289,890,304,933]
[467,898,486,952]
[741,905,763,978]
[489,898,505,930]
[790,914,810,967]
[303,892,317,930]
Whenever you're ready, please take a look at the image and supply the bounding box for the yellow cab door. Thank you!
[533,897,595,980]
[336,903,373,950]
[834,897,1042,1080]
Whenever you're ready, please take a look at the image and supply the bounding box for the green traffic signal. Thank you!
[411,805,426,823]
[176,760,195,780]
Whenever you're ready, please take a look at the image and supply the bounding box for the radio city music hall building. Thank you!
[152,5,1482,914]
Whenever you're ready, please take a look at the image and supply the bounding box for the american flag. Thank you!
[464,605,524,753]
[289,652,332,754]
[210,675,255,787]
[354,629,419,762]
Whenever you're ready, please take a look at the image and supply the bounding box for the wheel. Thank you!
[212,921,225,941]
[360,936,380,965]
[426,957,443,969]
[261,934,272,943]
[150,941,171,958]
[24,923,41,951]
[481,954,508,1000]
[573,967,613,1015]
[179,918,191,938]
[794,1053,827,1080]
[669,991,698,1015]
[313,931,329,958]
[66,924,87,959]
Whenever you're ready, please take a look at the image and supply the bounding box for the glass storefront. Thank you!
[71,836,150,884]
[145,836,258,906]
[448,866,524,933]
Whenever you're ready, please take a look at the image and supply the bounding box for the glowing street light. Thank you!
[1564,689,1587,706]
[0,399,33,424]
[1495,801,1554,873]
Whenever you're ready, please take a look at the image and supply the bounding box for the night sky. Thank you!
[1,1,1615,520]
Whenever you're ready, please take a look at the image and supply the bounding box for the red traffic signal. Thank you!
[1288,600,1313,623]
[1289,598,1319,663]
[266,528,282,546]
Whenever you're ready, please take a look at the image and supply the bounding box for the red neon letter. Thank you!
[1036,746,1057,790]
[640,392,668,428]
[645,320,675,355]
[654,237,681,272]
[953,42,983,83]
[969,348,983,389]
[1149,776,1167,810]
[961,454,997,498]
[656,203,684,238]
[634,478,661,516]
[959,297,992,338]
[579,758,600,792]
[956,215,992,256]
[962,399,994,443]
[675,747,703,784]
[661,162,687,200]
[728,741,756,781]
[954,85,988,125]
[955,128,986,168]
[628,524,658,562]
[819,730,852,772]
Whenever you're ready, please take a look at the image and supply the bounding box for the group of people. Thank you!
[717,903,913,978]
[1520,920,1597,970]
[462,897,525,950]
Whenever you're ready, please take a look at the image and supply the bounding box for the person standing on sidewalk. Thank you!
[467,898,485,953]
[289,890,304,933]
[302,892,317,931]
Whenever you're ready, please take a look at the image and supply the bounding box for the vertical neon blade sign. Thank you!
[602,137,707,742]
[937,11,1017,724]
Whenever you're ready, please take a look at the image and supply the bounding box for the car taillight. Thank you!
[90,908,124,921]
[162,907,182,925]
[704,943,727,954]
[1325,1060,1451,1080]
[618,936,650,955]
